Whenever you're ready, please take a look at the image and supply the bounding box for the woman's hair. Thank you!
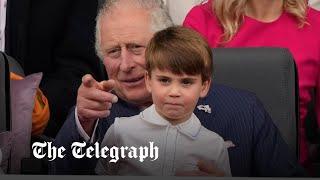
[146,26,213,82]
[213,0,308,43]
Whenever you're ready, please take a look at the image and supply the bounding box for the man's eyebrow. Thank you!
[126,43,146,48]
[104,45,121,51]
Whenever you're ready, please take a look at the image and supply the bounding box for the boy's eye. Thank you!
[181,79,194,86]
[158,78,170,84]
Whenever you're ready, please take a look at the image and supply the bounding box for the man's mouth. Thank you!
[120,76,145,87]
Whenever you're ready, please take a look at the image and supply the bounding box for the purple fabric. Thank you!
[9,72,42,173]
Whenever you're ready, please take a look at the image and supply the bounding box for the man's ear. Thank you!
[145,71,152,93]
[200,79,211,98]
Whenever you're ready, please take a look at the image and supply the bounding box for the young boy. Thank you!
[95,26,231,176]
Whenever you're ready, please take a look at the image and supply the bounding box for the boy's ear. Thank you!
[145,71,152,93]
[200,79,211,98]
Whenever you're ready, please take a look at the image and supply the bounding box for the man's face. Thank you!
[99,4,154,106]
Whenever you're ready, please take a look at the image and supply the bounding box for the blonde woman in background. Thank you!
[183,0,320,174]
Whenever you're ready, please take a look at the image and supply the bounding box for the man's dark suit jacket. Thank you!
[51,84,306,176]
[5,0,105,137]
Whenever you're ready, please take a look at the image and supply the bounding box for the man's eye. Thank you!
[128,45,145,55]
[107,48,121,58]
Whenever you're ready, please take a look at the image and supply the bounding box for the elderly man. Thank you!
[51,0,305,176]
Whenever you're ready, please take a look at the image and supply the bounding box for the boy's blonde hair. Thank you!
[146,26,213,82]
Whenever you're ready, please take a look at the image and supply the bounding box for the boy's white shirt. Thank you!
[95,104,231,176]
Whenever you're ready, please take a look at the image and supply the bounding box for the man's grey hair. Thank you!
[95,0,173,59]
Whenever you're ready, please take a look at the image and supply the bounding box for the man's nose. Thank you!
[119,49,135,72]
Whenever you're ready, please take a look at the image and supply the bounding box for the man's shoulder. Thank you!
[197,83,270,131]
[199,83,258,108]
[196,84,261,130]
[212,83,253,94]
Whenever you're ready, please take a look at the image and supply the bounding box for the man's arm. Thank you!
[50,73,118,174]
[74,107,99,142]
[50,106,98,174]
[77,74,117,136]
[251,97,307,176]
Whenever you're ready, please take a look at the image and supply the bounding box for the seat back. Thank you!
[212,48,298,156]
[0,52,25,132]
[2,53,50,174]
[7,55,24,77]
[0,52,11,132]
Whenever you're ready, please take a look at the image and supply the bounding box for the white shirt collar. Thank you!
[140,104,202,140]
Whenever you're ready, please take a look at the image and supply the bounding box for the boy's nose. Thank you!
[168,85,181,97]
